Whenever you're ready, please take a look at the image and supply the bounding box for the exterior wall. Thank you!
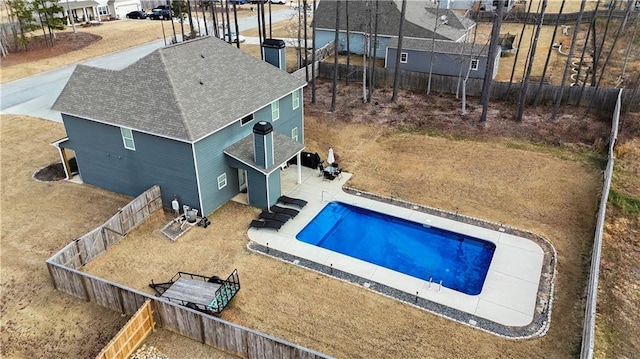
[195,89,304,215]
[386,48,492,79]
[61,114,199,210]
[316,30,389,59]
[246,171,268,208]
[266,171,282,208]
[440,0,514,11]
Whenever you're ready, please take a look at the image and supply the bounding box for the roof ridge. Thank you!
[158,49,194,141]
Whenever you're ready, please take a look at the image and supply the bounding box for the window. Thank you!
[400,52,408,63]
[217,173,227,189]
[240,113,254,126]
[98,5,109,15]
[292,90,300,109]
[291,127,298,141]
[120,127,135,150]
[470,58,479,71]
[271,100,279,121]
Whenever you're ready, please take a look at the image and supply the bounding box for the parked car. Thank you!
[125,10,147,19]
[220,31,246,43]
[227,0,247,4]
[148,8,171,20]
[270,0,287,4]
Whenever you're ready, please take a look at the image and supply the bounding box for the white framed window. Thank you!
[120,127,135,150]
[470,58,479,71]
[271,101,279,121]
[292,90,300,110]
[400,52,408,63]
[98,5,109,15]
[291,127,298,141]
[240,113,253,126]
[217,173,227,189]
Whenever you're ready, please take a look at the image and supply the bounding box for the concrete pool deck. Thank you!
[247,165,553,337]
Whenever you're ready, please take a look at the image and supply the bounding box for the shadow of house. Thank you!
[313,0,475,59]
[52,37,307,215]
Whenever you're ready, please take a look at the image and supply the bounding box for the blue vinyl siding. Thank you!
[386,48,493,79]
[61,114,199,210]
[246,171,268,208]
[266,171,281,208]
[316,30,388,59]
[270,90,305,146]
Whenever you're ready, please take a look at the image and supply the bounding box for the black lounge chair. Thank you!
[277,195,307,208]
[249,219,283,231]
[270,205,299,218]
[259,211,290,223]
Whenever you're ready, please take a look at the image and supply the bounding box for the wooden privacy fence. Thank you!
[46,186,332,359]
[292,41,335,80]
[318,62,640,114]
[96,299,155,359]
[580,90,621,359]
[472,9,639,24]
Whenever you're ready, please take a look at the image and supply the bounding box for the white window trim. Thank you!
[272,101,280,121]
[292,90,300,110]
[217,173,227,190]
[470,58,479,71]
[400,52,408,63]
[120,127,135,151]
[292,127,298,141]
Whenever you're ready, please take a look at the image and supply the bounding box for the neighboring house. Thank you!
[52,36,307,215]
[438,0,515,12]
[60,0,142,22]
[385,37,500,79]
[314,0,475,59]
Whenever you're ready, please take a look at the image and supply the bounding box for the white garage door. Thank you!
[116,2,140,19]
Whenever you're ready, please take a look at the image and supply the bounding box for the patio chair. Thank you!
[259,211,291,223]
[277,195,308,208]
[270,205,299,218]
[323,170,336,181]
[249,219,283,231]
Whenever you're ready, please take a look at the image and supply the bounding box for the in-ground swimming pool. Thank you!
[296,202,496,295]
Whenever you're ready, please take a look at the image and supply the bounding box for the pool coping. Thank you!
[247,171,557,339]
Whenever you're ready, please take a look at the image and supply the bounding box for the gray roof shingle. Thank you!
[224,131,305,174]
[314,0,474,42]
[52,37,307,142]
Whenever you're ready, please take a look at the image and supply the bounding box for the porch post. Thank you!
[296,152,302,184]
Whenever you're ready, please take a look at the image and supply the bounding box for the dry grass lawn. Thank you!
[1,6,639,358]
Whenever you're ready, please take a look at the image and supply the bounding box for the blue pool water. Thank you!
[296,202,496,295]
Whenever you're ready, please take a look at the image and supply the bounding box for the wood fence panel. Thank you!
[47,262,88,300]
[103,215,124,249]
[53,241,82,269]
[121,290,149,316]
[95,300,155,359]
[86,276,123,312]
[246,333,295,359]
[203,316,247,358]
[154,301,203,342]
[79,227,106,264]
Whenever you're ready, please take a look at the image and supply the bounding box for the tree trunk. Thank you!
[551,0,586,120]
[533,0,565,106]
[507,0,534,94]
[233,0,240,48]
[312,0,317,104]
[304,0,309,81]
[577,0,600,106]
[330,0,340,112]
[391,0,407,103]
[515,0,546,123]
[368,0,379,100]
[479,0,505,123]
[427,1,440,94]
[345,0,350,85]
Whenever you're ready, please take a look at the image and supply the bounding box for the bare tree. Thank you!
[232,0,240,48]
[391,0,407,103]
[507,0,534,94]
[330,0,340,112]
[551,0,586,120]
[345,0,350,85]
[533,0,566,106]
[479,0,505,123]
[368,0,379,101]
[427,0,440,94]
[620,10,639,80]
[591,0,616,87]
[303,0,309,81]
[311,0,317,104]
[515,0,547,123]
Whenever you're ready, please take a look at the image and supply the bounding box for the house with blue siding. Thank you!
[52,36,307,215]
[313,0,475,59]
[385,37,500,79]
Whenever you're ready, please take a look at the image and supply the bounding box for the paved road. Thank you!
[0,7,299,123]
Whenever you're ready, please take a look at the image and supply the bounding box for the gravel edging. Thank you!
[247,186,557,339]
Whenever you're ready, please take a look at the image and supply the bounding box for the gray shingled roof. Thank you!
[314,0,474,42]
[52,37,307,143]
[224,131,305,174]
[387,37,492,57]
